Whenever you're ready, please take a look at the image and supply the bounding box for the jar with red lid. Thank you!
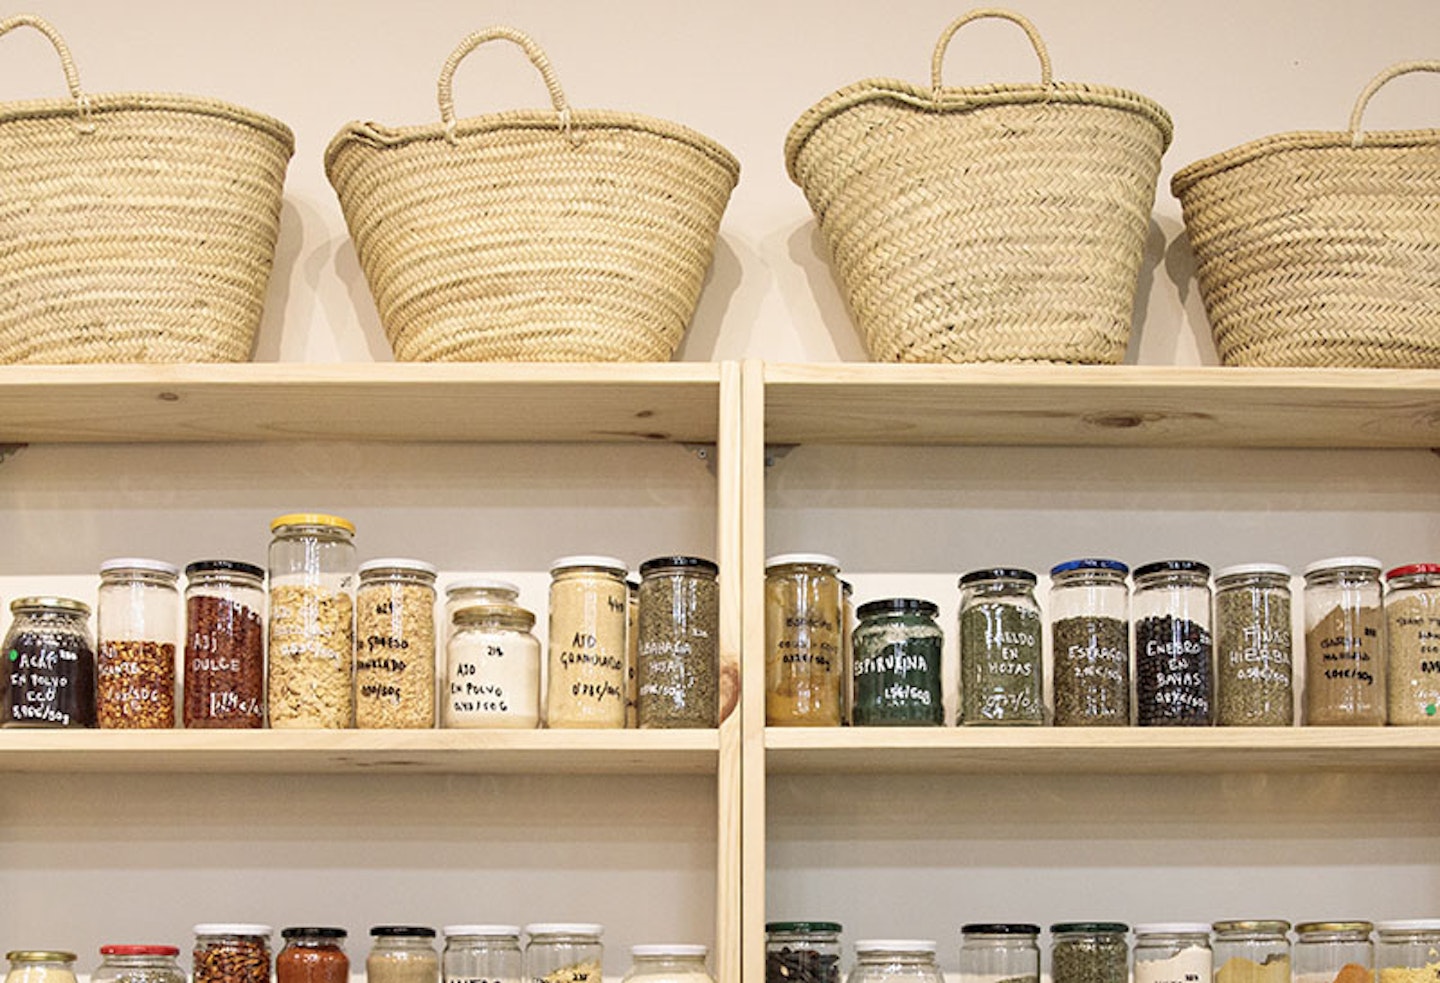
[276,928,348,983]
[1384,563,1440,725]
[92,946,185,983]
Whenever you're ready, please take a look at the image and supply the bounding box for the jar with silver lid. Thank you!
[1294,923,1373,983]
[1049,559,1130,727]
[1213,564,1293,726]
[442,926,522,983]
[958,568,1044,725]
[622,945,713,983]
[1211,920,1290,983]
[960,924,1039,983]
[1133,560,1213,726]
[92,946,186,983]
[2,597,96,728]
[1376,920,1440,983]
[847,941,943,983]
[524,924,603,983]
[97,557,180,729]
[355,558,437,729]
[1133,924,1212,983]
[548,556,629,728]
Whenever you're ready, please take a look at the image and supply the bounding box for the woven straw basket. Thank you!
[0,15,293,363]
[325,27,740,363]
[785,8,1173,364]
[1172,61,1440,368]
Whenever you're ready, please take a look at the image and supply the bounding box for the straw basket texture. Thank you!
[785,8,1173,364]
[0,15,293,363]
[1172,61,1440,368]
[325,26,740,363]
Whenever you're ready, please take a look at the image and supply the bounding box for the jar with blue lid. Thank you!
[851,598,944,726]
[1049,559,1131,726]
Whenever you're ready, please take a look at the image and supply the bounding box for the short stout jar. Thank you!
[850,599,944,726]
[444,604,541,729]
[2,597,96,728]
[547,557,629,728]
[764,555,844,726]
[847,941,943,983]
[92,946,185,983]
[96,558,180,729]
[1211,920,1291,983]
[1051,923,1129,983]
[524,925,604,983]
[367,928,439,983]
[622,945,714,983]
[4,953,77,983]
[276,929,348,983]
[1133,925,1212,983]
[960,924,1040,983]
[1294,923,1373,983]
[1303,558,1385,725]
[193,925,272,983]
[1376,920,1440,983]
[441,926,522,983]
[765,923,841,983]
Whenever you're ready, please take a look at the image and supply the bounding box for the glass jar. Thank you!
[183,560,266,728]
[368,928,439,983]
[848,941,943,983]
[1303,557,1385,725]
[547,556,629,728]
[627,572,641,728]
[1133,924,1212,983]
[1049,559,1131,726]
[96,558,179,729]
[524,924,604,983]
[1051,923,1129,983]
[960,924,1040,983]
[1213,564,1294,726]
[1212,920,1291,983]
[1133,560,1214,726]
[764,555,844,726]
[1375,920,1440,983]
[276,929,348,983]
[1,597,96,728]
[444,603,541,728]
[444,579,521,641]
[841,580,855,726]
[1383,565,1440,725]
[637,556,720,728]
[441,926,522,983]
[193,924,272,983]
[267,513,357,728]
[623,945,713,983]
[958,568,1044,725]
[93,946,185,983]
[5,953,77,983]
[1294,923,1373,983]
[850,599,944,726]
[355,558,438,729]
[766,923,841,983]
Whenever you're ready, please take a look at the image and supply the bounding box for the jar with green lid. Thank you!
[524,924,603,983]
[1211,920,1291,983]
[1049,559,1130,726]
[5,953,77,983]
[766,923,841,983]
[441,926,522,983]
[1384,565,1440,724]
[368,927,439,983]
[1134,560,1213,726]
[2,597,96,728]
[548,556,629,728]
[848,941,943,983]
[959,568,1044,725]
[1294,923,1373,983]
[960,924,1039,983]
[96,557,180,729]
[1213,564,1294,726]
[1303,557,1385,725]
[1376,920,1440,983]
[637,556,720,729]
[623,945,713,983]
[355,558,437,729]
[193,924,272,983]
[1133,925,1212,983]
[851,598,944,726]
[444,603,541,729]
[1051,924,1129,983]
[765,555,844,726]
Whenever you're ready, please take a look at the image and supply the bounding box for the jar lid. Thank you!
[549,555,627,575]
[1212,920,1291,934]
[959,567,1037,586]
[1302,556,1382,577]
[369,926,436,938]
[1051,559,1129,577]
[961,924,1040,935]
[638,555,719,577]
[1133,560,1210,580]
[453,603,535,630]
[766,553,840,570]
[1295,921,1374,935]
[1375,920,1440,932]
[358,558,439,578]
[766,922,842,934]
[280,928,346,940]
[99,946,180,957]
[854,940,936,954]
[1386,563,1440,581]
[1214,563,1291,582]
[631,945,708,958]
[9,596,89,616]
[271,513,355,534]
[193,925,272,937]
[442,926,521,938]
[185,559,265,580]
[6,953,76,963]
[856,598,938,619]
[1133,923,1212,936]
[446,578,522,597]
[100,557,180,578]
[523,924,604,938]
[1051,923,1129,934]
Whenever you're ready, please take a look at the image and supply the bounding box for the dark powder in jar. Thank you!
[1052,616,1130,726]
[3,624,96,727]
[185,595,265,727]
[766,947,839,983]
[1135,614,1213,725]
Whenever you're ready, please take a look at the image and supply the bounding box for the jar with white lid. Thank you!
[444,604,541,728]
[1211,921,1290,983]
[960,924,1039,983]
[524,925,603,983]
[622,945,713,983]
[97,557,180,729]
[1214,563,1293,726]
[1383,565,1440,724]
[1376,920,1440,983]
[547,556,629,728]
[92,946,185,983]
[441,926,522,983]
[1303,557,1385,725]
[764,554,843,726]
[355,558,437,729]
[1133,924,1212,983]
[1294,922,1373,983]
[445,579,521,642]
[192,924,272,983]
[847,941,943,983]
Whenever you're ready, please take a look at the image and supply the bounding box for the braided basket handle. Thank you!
[438,25,575,145]
[0,13,93,132]
[1348,60,1440,147]
[931,7,1053,94]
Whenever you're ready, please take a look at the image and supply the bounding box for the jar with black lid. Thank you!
[1049,559,1130,726]
[851,598,944,726]
[2,597,96,728]
[960,924,1040,983]
[183,560,265,728]
[1133,560,1213,726]
[368,927,439,983]
[637,555,720,728]
[1051,923,1129,983]
[93,946,185,983]
[276,929,348,983]
[959,568,1044,725]
[766,922,841,983]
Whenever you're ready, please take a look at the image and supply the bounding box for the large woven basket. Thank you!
[325,26,740,363]
[1172,61,1440,368]
[0,15,293,364]
[785,8,1173,364]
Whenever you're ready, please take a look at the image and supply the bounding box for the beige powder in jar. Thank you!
[355,559,437,729]
[547,556,628,728]
[268,585,355,728]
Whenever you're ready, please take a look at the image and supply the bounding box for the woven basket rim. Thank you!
[784,78,1174,181]
[0,91,295,150]
[1171,126,1440,195]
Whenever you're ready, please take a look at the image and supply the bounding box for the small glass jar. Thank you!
[442,926,522,983]
[1375,920,1440,983]
[848,941,943,983]
[1133,560,1214,726]
[1133,924,1212,983]
[1294,923,1373,983]
[958,568,1044,725]
[193,924,272,983]
[368,928,439,983]
[1213,564,1294,726]
[444,579,521,641]
[92,946,185,983]
[1303,557,1385,725]
[1383,565,1440,725]
[547,556,629,728]
[764,555,844,726]
[1211,920,1291,983]
[851,599,944,726]
[524,924,604,983]
[766,923,841,983]
[444,604,541,728]
[1051,923,1129,983]
[183,560,266,728]
[637,556,720,728]
[276,929,348,983]
[623,945,714,983]
[5,953,77,983]
[96,558,180,729]
[1049,559,1131,726]
[355,558,438,729]
[627,572,641,728]
[960,924,1040,983]
[267,513,357,729]
[2,597,96,728]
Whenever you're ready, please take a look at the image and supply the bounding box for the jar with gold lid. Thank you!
[5,952,77,983]
[2,597,96,728]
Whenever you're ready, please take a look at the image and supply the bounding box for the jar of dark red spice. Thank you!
[276,928,348,983]
[183,561,266,728]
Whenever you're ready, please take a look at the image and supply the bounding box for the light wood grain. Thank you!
[714,361,743,983]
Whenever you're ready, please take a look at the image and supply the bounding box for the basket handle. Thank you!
[930,8,1053,94]
[437,25,576,146]
[1348,60,1440,147]
[0,13,94,133]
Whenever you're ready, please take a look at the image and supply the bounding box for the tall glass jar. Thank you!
[193,924,272,983]
[1133,925,1212,983]
[850,599,944,726]
[1376,920,1440,983]
[4,953,77,983]
[960,924,1040,983]
[848,941,943,983]
[1,597,96,728]
[1383,565,1440,725]
[96,558,179,729]
[1303,557,1385,725]
[637,556,720,728]
[1133,560,1213,726]
[267,513,357,729]
[183,560,265,728]
[958,568,1044,725]
[444,579,521,641]
[1049,559,1131,726]
[276,929,348,983]
[524,925,603,983]
[766,923,841,983]
[444,603,541,728]
[1211,920,1290,983]
[355,558,437,729]
[1213,564,1294,726]
[547,556,628,728]
[764,555,844,726]
[368,928,439,983]
[1294,923,1373,983]
[1051,924,1129,983]
[623,945,713,983]
[92,947,185,983]
[442,926,522,983]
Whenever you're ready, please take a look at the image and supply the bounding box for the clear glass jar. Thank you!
[1049,559,1131,726]
[1375,920,1440,983]
[637,556,720,728]
[547,556,629,728]
[1303,557,1385,725]
[2,597,96,728]
[444,604,541,728]
[1133,924,1212,983]
[183,560,265,728]
[1294,923,1373,983]
[1133,560,1214,726]
[368,928,439,983]
[1383,565,1440,725]
[1213,564,1294,726]
[764,555,844,726]
[96,558,179,729]
[92,946,185,983]
[848,941,943,983]
[851,599,944,726]
[445,579,521,641]
[524,924,603,983]
[627,572,641,728]
[1051,923,1129,983]
[276,929,348,983]
[442,926,522,983]
[267,513,357,728]
[193,924,272,983]
[623,945,713,983]
[958,568,1044,725]
[766,923,841,983]
[5,953,77,983]
[960,924,1040,983]
[1211,920,1291,983]
[355,558,437,729]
